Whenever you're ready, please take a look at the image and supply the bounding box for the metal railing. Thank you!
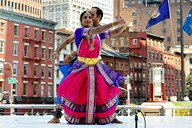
[0,104,192,116]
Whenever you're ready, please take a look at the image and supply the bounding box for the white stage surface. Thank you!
[0,115,191,128]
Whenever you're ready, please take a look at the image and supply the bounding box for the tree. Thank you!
[186,74,192,101]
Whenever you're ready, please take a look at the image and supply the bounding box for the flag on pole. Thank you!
[146,0,170,29]
[183,9,192,36]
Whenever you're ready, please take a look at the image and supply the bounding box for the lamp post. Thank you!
[4,62,13,115]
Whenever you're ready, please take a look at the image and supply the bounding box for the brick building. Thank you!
[0,9,56,114]
[114,0,191,51]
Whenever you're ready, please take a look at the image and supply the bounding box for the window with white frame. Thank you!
[111,39,115,47]
[56,69,60,78]
[0,61,3,74]
[48,84,52,97]
[41,47,46,59]
[0,22,5,34]
[42,31,46,41]
[23,83,27,95]
[0,40,4,53]
[41,65,45,78]
[124,0,129,8]
[120,38,124,47]
[48,49,53,60]
[13,63,18,75]
[34,65,38,77]
[24,44,29,57]
[34,29,39,40]
[49,32,53,42]
[14,24,19,36]
[41,84,45,96]
[34,83,38,96]
[13,42,18,56]
[34,46,38,58]
[48,66,52,78]
[24,64,28,76]
[132,39,137,45]
[25,27,29,38]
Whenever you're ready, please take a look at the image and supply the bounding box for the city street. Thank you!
[0,115,192,128]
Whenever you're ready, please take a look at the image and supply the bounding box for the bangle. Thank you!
[69,54,73,58]
[111,22,116,27]
[53,52,58,55]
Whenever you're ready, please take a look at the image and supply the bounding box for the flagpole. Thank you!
[180,0,185,100]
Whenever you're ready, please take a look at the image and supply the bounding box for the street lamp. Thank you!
[4,62,13,115]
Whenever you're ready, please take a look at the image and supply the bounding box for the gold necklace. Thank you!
[87,35,95,51]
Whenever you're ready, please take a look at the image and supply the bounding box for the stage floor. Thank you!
[0,115,191,128]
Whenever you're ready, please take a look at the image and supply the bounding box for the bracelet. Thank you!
[53,52,58,55]
[69,54,73,58]
[111,21,116,27]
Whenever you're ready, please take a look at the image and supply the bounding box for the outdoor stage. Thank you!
[0,115,191,128]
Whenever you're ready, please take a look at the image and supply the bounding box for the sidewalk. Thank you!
[0,115,191,128]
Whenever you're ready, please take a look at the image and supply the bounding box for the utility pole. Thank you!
[180,0,185,100]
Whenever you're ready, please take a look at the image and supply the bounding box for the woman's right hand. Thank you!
[115,16,126,26]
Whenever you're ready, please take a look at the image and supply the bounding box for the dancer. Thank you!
[58,11,126,124]
[49,7,124,124]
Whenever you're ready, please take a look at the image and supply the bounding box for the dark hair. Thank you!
[91,7,103,21]
[80,11,93,22]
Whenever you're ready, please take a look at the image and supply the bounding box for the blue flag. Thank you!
[183,9,192,36]
[146,0,170,29]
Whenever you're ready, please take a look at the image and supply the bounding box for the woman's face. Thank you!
[81,12,93,28]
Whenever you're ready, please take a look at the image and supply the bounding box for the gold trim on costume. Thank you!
[78,56,101,65]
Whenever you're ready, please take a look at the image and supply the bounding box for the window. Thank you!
[177,27,181,33]
[177,19,181,24]
[34,65,38,77]
[24,45,29,57]
[13,63,18,75]
[156,53,159,60]
[0,22,5,34]
[25,27,29,38]
[34,29,39,40]
[13,42,18,56]
[162,28,166,34]
[111,39,115,47]
[167,37,171,43]
[34,46,38,58]
[189,58,192,64]
[41,66,45,78]
[0,40,4,53]
[48,84,52,96]
[56,69,60,78]
[132,39,137,45]
[177,36,181,42]
[0,61,4,74]
[132,11,137,16]
[148,52,151,60]
[42,47,46,59]
[42,31,46,41]
[23,83,27,95]
[124,0,129,8]
[120,38,124,47]
[34,83,38,96]
[152,52,155,60]
[133,20,137,25]
[14,25,18,36]
[24,64,28,76]
[49,49,53,60]
[41,84,45,96]
[48,66,52,78]
[49,32,53,42]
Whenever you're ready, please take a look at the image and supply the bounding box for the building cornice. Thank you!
[0,9,57,30]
